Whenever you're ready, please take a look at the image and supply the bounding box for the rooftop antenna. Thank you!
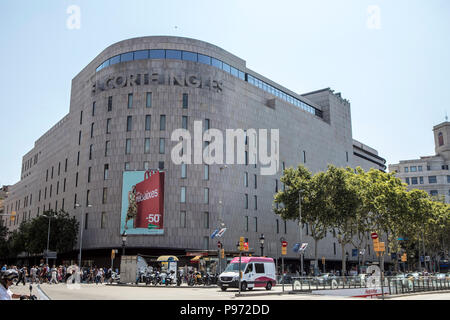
[445,111,448,122]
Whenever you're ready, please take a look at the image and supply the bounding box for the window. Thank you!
[203,237,209,250]
[204,119,210,131]
[447,175,450,183]
[427,165,431,171]
[181,163,187,178]
[244,172,248,187]
[86,190,90,206]
[245,216,249,232]
[430,190,438,197]
[102,188,107,204]
[418,166,423,172]
[146,92,152,108]
[180,211,187,228]
[405,177,410,185]
[127,116,132,131]
[254,195,257,210]
[160,115,166,131]
[145,115,151,131]
[104,164,109,180]
[182,116,188,129]
[255,263,264,274]
[166,49,181,59]
[204,188,209,204]
[284,220,287,234]
[303,150,307,163]
[159,138,165,154]
[429,176,437,184]
[211,58,222,69]
[65,158,68,172]
[198,54,211,65]
[125,139,131,154]
[410,166,417,172]
[105,141,110,157]
[88,167,92,183]
[78,130,82,145]
[180,187,186,203]
[346,151,349,162]
[134,50,148,60]
[245,194,248,209]
[124,162,130,171]
[121,52,133,62]
[438,132,444,146]
[254,217,258,232]
[80,110,83,125]
[75,173,78,188]
[254,174,257,189]
[411,177,418,185]
[89,144,93,160]
[101,212,106,229]
[92,101,96,116]
[333,243,336,255]
[158,162,164,170]
[442,165,449,170]
[276,219,279,234]
[182,51,197,62]
[149,49,165,59]
[108,96,112,111]
[420,176,424,184]
[144,161,149,170]
[204,212,209,229]
[63,178,66,192]
[204,165,209,180]
[404,167,409,173]
[127,93,133,109]
[182,93,188,108]
[144,138,150,154]
[84,213,88,230]
[106,118,111,134]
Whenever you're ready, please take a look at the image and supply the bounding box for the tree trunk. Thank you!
[314,238,319,275]
[341,244,346,275]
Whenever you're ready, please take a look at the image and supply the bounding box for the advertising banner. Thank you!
[121,170,165,235]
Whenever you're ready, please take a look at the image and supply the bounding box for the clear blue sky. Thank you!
[1,0,449,185]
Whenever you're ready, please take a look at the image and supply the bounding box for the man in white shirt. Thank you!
[0,270,31,300]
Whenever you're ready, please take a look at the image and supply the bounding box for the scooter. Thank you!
[19,284,38,300]
[165,270,176,286]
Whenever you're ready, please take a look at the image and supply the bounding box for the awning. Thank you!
[190,256,202,261]
[156,255,179,262]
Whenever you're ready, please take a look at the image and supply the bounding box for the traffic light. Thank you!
[221,249,225,259]
[217,241,222,249]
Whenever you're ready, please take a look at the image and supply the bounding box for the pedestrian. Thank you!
[31,266,37,284]
[50,265,58,284]
[16,266,26,286]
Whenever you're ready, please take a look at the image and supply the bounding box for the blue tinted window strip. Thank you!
[95,49,322,118]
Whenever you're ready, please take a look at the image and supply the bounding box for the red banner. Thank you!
[134,170,165,229]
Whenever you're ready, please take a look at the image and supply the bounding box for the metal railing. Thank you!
[387,276,450,295]
[290,275,450,295]
[291,276,369,292]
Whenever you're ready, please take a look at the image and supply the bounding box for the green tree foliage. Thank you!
[274,164,450,273]
[1,209,79,259]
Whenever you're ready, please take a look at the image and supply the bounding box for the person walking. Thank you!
[16,266,26,286]
[50,265,58,284]
[30,266,37,284]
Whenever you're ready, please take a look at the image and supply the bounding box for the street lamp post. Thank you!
[299,190,304,276]
[122,231,128,256]
[77,203,92,268]
[259,234,265,257]
[42,214,54,265]
[345,252,349,276]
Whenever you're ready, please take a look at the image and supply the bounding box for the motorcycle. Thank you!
[176,271,183,286]
[152,271,162,286]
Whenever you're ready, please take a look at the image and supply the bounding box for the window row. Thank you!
[95,49,322,119]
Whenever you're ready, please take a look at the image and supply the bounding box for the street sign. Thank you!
[210,229,219,239]
[217,228,227,237]
[44,250,57,259]
[299,243,308,252]
[352,249,358,257]
[371,232,378,240]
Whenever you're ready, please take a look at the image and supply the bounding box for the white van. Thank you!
[218,257,276,291]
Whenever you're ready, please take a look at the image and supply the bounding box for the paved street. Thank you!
[9,283,450,300]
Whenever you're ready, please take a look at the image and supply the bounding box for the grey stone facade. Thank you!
[389,121,450,203]
[3,36,387,266]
